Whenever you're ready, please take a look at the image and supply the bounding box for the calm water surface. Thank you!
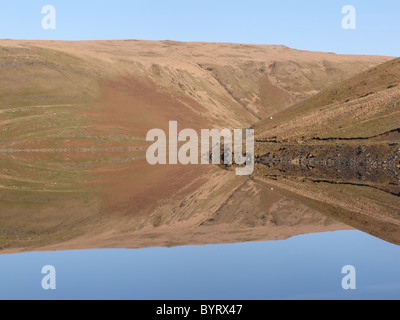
[0,230,399,300]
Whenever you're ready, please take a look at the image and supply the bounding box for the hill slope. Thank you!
[0,40,394,253]
[252,58,400,245]
[254,58,400,141]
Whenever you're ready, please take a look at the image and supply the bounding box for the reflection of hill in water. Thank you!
[0,150,353,253]
[2,143,400,254]
[250,142,400,246]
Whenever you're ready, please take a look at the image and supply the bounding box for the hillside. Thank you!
[252,58,400,245]
[0,40,391,150]
[0,39,394,253]
[254,58,400,141]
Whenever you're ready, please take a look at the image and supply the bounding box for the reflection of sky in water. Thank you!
[0,230,399,300]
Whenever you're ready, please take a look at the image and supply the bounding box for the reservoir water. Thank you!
[0,230,399,300]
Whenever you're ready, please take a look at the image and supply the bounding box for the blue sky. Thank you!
[0,0,399,56]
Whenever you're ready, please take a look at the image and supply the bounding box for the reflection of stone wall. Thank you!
[255,143,400,196]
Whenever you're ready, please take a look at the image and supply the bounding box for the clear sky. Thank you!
[0,0,399,56]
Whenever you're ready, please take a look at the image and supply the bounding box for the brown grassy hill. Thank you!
[0,40,393,253]
[252,58,400,245]
[0,40,391,146]
[254,58,400,141]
